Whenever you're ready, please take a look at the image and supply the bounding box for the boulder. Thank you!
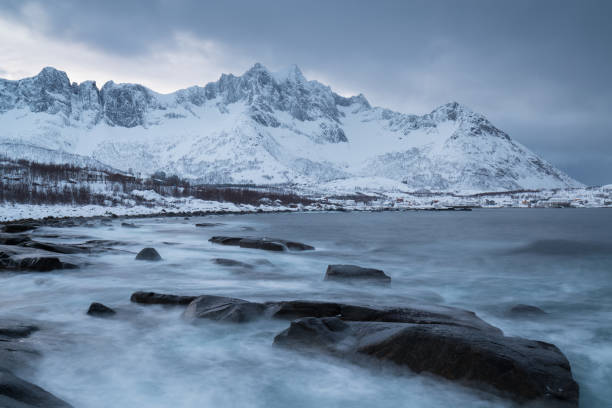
[209,236,314,251]
[135,248,162,261]
[324,264,391,284]
[86,302,116,317]
[274,318,578,407]
[183,295,267,323]
[130,291,197,305]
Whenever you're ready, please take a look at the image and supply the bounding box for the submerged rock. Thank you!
[274,318,578,406]
[211,258,254,269]
[195,222,224,227]
[508,304,547,316]
[209,236,314,251]
[21,241,89,254]
[130,291,197,305]
[135,248,162,261]
[183,295,267,323]
[87,302,116,317]
[324,264,391,284]
[121,222,139,228]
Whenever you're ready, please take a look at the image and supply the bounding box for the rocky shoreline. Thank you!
[0,219,581,407]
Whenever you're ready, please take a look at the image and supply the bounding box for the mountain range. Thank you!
[0,64,582,192]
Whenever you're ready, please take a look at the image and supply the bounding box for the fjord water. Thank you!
[1,209,611,407]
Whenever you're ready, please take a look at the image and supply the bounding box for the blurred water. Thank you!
[1,209,611,407]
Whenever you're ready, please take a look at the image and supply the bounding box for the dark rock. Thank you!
[121,222,139,228]
[195,222,223,227]
[209,236,314,251]
[324,264,391,284]
[20,241,88,254]
[183,295,267,323]
[211,258,254,269]
[17,257,78,272]
[0,322,38,339]
[0,234,31,246]
[87,302,116,317]
[130,291,197,305]
[0,369,73,407]
[135,248,162,261]
[508,304,547,316]
[266,301,342,320]
[2,224,38,234]
[274,318,578,406]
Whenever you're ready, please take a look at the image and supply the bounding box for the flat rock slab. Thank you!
[130,291,197,305]
[274,317,578,407]
[135,248,162,261]
[2,224,39,234]
[324,264,391,284]
[209,236,314,251]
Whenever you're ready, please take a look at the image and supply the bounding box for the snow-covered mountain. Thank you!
[0,64,582,191]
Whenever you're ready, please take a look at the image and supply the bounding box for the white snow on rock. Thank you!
[0,64,583,192]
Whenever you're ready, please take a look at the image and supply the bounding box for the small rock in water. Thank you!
[195,222,223,227]
[508,304,547,316]
[135,248,162,261]
[121,222,139,228]
[324,264,391,284]
[183,295,267,323]
[87,302,116,317]
[18,257,78,272]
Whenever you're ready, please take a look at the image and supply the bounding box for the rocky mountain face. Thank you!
[0,64,582,191]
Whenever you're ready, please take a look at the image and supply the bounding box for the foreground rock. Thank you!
[0,320,72,407]
[274,318,578,406]
[135,247,162,261]
[87,302,116,317]
[209,236,314,251]
[324,264,391,284]
[130,291,197,305]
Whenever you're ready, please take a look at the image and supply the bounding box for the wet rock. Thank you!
[0,322,38,339]
[274,318,578,407]
[324,264,391,284]
[121,222,139,228]
[130,291,197,305]
[135,248,162,261]
[209,236,314,251]
[0,369,73,408]
[17,257,78,272]
[2,224,38,234]
[508,304,547,316]
[183,295,267,323]
[20,241,89,254]
[87,302,116,317]
[0,234,31,246]
[211,258,254,269]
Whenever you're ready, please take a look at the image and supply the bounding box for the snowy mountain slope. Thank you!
[0,64,582,191]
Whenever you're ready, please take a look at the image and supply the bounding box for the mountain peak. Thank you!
[271,64,305,83]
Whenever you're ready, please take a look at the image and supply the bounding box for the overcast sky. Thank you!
[1,0,610,184]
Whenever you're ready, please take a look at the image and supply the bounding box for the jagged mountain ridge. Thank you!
[0,64,582,191]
